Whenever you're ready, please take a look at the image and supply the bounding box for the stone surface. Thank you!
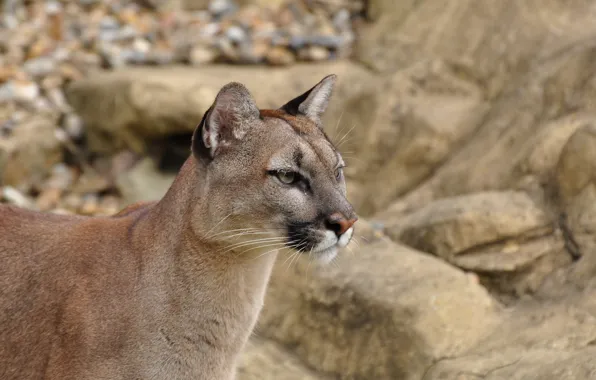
[423,298,596,380]
[334,59,489,215]
[376,39,596,220]
[356,0,596,88]
[379,191,552,261]
[453,236,571,301]
[65,62,374,154]
[115,157,175,204]
[554,124,596,285]
[257,236,499,380]
[0,116,63,191]
[238,338,328,380]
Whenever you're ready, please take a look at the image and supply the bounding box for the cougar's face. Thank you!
[195,75,357,262]
[259,114,357,262]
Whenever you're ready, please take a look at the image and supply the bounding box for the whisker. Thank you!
[203,213,233,238]
[289,243,305,269]
[305,245,315,282]
[346,245,355,258]
[281,250,299,269]
[334,111,345,133]
[281,240,308,270]
[206,227,262,239]
[234,241,289,258]
[219,237,288,255]
[335,123,356,148]
[219,230,277,241]
[331,257,340,270]
[207,227,286,240]
[285,251,301,272]
[248,246,284,261]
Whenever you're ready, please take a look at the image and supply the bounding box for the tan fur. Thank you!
[0,76,356,380]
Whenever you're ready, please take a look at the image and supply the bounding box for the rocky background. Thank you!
[2,0,596,379]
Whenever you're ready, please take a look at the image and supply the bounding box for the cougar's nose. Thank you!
[326,212,358,237]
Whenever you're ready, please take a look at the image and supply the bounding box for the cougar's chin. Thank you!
[285,225,355,263]
[312,246,338,263]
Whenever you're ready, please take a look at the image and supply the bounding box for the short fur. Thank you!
[0,75,356,380]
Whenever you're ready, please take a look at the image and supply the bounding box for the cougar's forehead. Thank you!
[259,110,339,170]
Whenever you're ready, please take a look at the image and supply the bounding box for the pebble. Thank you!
[226,25,247,43]
[36,187,63,211]
[12,80,41,103]
[1,186,35,209]
[80,193,100,215]
[62,113,85,140]
[299,45,330,61]
[46,87,71,113]
[189,45,218,65]
[266,46,295,66]
[209,0,237,18]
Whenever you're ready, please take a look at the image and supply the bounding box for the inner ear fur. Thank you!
[280,74,337,126]
[192,82,260,161]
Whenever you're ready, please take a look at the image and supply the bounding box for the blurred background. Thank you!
[2,0,596,379]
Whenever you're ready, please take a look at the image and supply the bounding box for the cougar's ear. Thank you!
[280,74,336,126]
[192,82,260,160]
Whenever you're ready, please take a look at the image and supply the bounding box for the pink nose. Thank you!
[327,212,358,236]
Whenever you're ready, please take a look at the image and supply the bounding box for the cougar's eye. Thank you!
[335,167,343,181]
[276,171,297,185]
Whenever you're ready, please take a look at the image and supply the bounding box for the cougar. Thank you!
[0,75,357,379]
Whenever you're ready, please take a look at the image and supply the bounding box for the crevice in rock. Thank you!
[558,211,582,262]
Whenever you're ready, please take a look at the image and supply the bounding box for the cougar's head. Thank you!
[191,75,357,263]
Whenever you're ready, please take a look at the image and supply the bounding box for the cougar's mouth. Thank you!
[285,221,354,261]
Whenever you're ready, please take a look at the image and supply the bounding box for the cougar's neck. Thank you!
[132,155,277,299]
[130,157,277,359]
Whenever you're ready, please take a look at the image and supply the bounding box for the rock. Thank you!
[238,338,327,380]
[426,346,596,380]
[46,88,71,113]
[0,116,63,191]
[334,59,489,215]
[189,45,218,65]
[116,157,175,205]
[258,237,499,380]
[556,124,596,232]
[452,236,571,300]
[70,169,111,195]
[555,124,596,284]
[265,46,295,66]
[423,299,596,380]
[65,62,374,154]
[235,0,286,9]
[379,191,552,261]
[62,113,84,140]
[10,79,41,103]
[36,187,63,211]
[44,163,75,190]
[209,0,238,18]
[0,186,35,209]
[180,0,211,11]
[61,192,84,213]
[23,57,57,78]
[97,195,121,216]
[226,25,247,44]
[373,26,596,218]
[298,46,329,61]
[80,193,99,215]
[355,0,596,88]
